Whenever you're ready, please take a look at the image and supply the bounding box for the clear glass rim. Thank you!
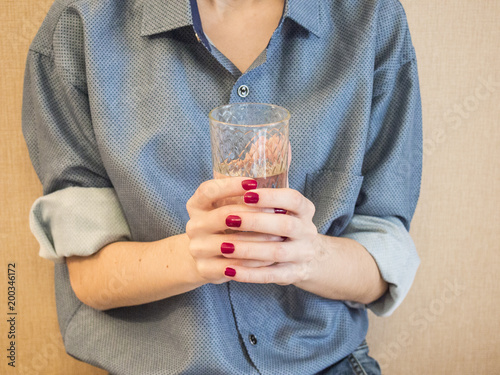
[208,102,291,128]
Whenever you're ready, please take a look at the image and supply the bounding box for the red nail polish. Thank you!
[226,215,242,227]
[221,242,235,254]
[225,267,236,277]
[274,208,287,214]
[242,179,257,190]
[244,192,259,204]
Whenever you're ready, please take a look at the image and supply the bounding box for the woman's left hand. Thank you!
[221,187,320,285]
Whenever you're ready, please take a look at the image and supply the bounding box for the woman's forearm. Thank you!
[294,234,388,305]
[66,233,206,311]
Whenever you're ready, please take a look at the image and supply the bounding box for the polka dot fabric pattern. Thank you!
[22,0,422,374]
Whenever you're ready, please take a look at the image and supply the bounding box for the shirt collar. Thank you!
[285,0,323,37]
[140,0,323,38]
[140,1,192,37]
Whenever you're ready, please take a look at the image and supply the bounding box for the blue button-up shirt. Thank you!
[22,0,422,373]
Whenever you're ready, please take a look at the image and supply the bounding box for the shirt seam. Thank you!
[26,51,103,195]
[399,14,417,66]
[28,49,88,92]
[62,299,85,343]
[28,0,88,59]
[374,0,417,79]
[28,47,51,59]
[373,57,416,99]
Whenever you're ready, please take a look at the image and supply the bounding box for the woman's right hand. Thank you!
[186,177,281,284]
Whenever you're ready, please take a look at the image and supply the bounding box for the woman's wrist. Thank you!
[293,234,388,305]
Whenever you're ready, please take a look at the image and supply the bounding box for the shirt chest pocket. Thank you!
[304,170,364,236]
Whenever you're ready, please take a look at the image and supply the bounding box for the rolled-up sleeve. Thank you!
[22,33,131,262]
[339,6,423,317]
[29,187,131,263]
[341,215,420,317]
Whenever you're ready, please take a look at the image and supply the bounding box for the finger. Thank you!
[187,177,258,212]
[195,256,275,284]
[189,232,285,259]
[215,196,279,213]
[238,259,276,268]
[221,240,311,263]
[186,204,273,236]
[223,262,307,285]
[230,232,285,242]
[242,188,315,219]
[222,211,305,239]
[214,195,244,208]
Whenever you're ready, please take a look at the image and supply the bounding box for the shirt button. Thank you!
[249,334,257,345]
[237,85,249,98]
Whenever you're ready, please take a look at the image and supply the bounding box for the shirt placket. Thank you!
[188,3,287,372]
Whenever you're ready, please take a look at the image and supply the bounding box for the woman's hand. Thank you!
[186,177,283,284]
[218,186,320,285]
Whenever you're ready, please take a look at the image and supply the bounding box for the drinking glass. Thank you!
[209,102,290,191]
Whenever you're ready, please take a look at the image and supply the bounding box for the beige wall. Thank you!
[366,1,500,374]
[1,0,498,374]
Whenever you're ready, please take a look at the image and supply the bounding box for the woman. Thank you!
[23,0,422,373]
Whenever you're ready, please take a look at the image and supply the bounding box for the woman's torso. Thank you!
[28,0,413,372]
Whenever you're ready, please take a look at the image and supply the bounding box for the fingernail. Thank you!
[221,242,235,254]
[225,267,236,277]
[226,215,241,228]
[244,192,259,204]
[274,208,287,214]
[242,179,257,190]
